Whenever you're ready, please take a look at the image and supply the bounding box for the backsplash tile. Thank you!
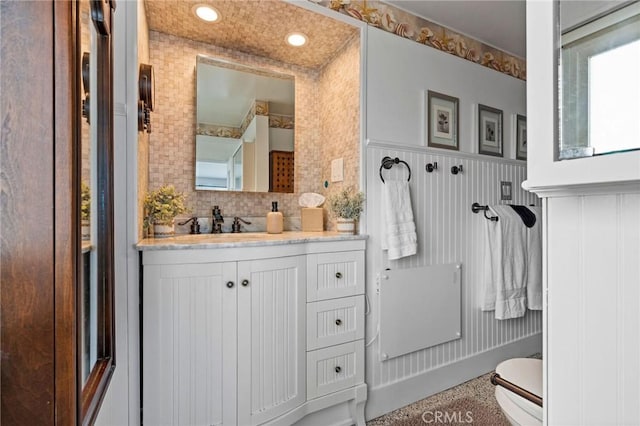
[174,215,302,235]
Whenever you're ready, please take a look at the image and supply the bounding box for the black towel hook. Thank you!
[379,156,411,183]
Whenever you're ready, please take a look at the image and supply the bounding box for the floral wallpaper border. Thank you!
[196,123,242,138]
[197,100,294,138]
[269,114,295,129]
[315,0,526,80]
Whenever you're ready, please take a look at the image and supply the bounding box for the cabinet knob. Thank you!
[335,272,343,279]
[335,366,342,373]
[335,319,342,326]
[226,281,234,288]
[241,279,249,287]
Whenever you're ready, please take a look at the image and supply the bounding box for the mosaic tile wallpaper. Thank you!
[138,0,151,240]
[146,28,361,231]
[319,34,361,229]
[80,1,90,188]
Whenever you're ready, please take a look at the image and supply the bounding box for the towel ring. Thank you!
[379,156,411,183]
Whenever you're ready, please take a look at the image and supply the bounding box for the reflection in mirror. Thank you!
[195,56,294,192]
[77,0,115,421]
[79,0,98,386]
[559,1,640,159]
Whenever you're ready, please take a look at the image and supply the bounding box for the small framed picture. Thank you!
[478,104,503,157]
[516,114,527,160]
[427,90,459,151]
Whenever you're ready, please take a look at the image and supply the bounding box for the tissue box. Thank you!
[301,208,323,232]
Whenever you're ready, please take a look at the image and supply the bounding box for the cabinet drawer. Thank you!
[306,341,364,400]
[307,251,364,301]
[307,296,364,350]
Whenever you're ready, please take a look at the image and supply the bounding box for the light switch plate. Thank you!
[501,181,512,201]
[331,158,344,182]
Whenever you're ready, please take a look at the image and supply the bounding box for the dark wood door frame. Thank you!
[1,1,63,423]
[0,1,114,424]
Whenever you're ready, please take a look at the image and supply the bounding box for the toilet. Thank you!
[494,358,543,426]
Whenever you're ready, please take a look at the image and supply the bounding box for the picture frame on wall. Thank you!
[427,90,459,151]
[478,104,503,157]
[516,114,527,160]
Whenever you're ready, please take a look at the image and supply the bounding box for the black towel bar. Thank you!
[471,202,499,221]
[379,156,411,183]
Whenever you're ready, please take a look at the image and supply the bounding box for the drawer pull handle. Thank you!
[241,279,249,287]
[226,281,234,288]
[335,366,342,373]
[335,272,343,279]
[335,319,342,326]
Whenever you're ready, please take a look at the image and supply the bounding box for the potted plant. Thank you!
[144,185,189,238]
[81,182,91,241]
[327,186,365,234]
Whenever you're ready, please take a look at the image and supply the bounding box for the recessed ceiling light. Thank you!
[286,32,308,47]
[193,4,220,22]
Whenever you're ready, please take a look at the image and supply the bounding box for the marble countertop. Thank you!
[137,231,367,251]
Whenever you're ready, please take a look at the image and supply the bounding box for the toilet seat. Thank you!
[494,358,543,425]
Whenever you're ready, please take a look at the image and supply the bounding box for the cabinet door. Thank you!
[143,262,237,426]
[237,255,306,425]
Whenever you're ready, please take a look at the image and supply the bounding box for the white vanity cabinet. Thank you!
[139,235,367,426]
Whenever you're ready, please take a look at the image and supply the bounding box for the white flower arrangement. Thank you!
[143,185,189,228]
[327,187,365,220]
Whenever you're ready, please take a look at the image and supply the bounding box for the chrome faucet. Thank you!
[211,205,224,233]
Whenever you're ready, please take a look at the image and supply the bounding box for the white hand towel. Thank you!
[381,180,417,260]
[526,206,543,310]
[481,205,527,320]
[480,206,500,311]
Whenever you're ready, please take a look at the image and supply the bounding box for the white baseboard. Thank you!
[365,333,542,421]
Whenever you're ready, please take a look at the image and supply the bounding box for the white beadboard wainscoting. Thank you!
[546,191,640,425]
[364,140,543,420]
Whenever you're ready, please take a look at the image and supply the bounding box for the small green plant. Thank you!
[81,182,91,222]
[144,185,189,228]
[327,187,365,220]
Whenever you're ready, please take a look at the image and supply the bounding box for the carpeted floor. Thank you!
[366,370,511,426]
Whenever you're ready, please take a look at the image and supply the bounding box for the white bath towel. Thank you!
[481,205,527,319]
[526,206,543,310]
[381,180,417,260]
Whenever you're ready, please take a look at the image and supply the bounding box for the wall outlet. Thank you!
[331,158,344,182]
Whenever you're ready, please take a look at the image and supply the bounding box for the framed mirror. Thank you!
[76,0,115,423]
[195,56,295,192]
[558,1,640,160]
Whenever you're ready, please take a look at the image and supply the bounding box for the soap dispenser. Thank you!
[266,201,283,234]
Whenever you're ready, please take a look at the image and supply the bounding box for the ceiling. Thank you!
[145,1,526,66]
[144,0,359,70]
[385,0,527,58]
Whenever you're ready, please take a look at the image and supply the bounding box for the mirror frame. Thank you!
[76,0,116,424]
